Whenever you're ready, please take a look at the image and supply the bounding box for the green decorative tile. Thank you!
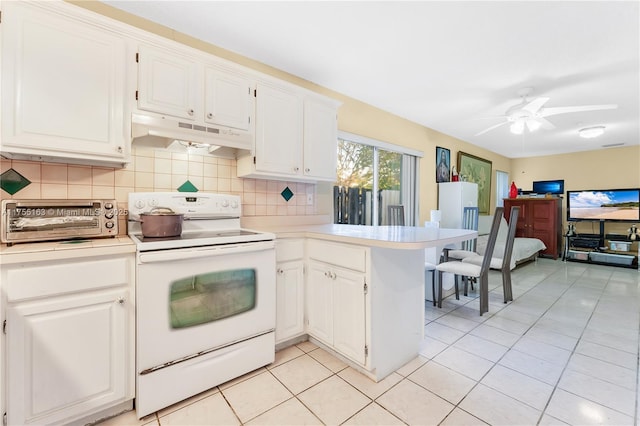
[0,168,31,195]
[177,180,198,192]
[281,186,294,202]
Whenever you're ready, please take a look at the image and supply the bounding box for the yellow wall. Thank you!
[70,1,638,228]
[511,146,640,190]
[512,146,640,235]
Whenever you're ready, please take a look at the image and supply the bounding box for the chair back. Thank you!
[461,206,479,251]
[479,207,505,275]
[501,206,520,269]
[388,205,405,226]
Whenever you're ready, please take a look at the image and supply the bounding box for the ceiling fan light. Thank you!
[526,120,541,132]
[510,121,525,135]
[579,126,605,138]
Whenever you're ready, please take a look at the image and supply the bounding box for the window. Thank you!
[334,131,422,226]
[496,170,509,207]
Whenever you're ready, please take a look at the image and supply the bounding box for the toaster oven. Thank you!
[1,199,120,245]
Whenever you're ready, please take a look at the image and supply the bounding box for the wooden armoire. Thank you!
[503,197,562,259]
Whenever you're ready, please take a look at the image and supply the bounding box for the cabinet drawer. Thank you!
[6,256,132,302]
[307,240,367,272]
[276,239,304,262]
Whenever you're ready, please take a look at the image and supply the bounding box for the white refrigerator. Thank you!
[438,182,478,229]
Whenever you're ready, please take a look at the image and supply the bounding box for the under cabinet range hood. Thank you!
[131,113,253,158]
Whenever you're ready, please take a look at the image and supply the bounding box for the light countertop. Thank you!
[260,224,477,250]
[0,236,135,264]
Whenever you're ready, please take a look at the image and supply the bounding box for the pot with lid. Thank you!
[139,207,184,237]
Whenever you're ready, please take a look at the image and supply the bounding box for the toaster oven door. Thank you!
[1,199,113,244]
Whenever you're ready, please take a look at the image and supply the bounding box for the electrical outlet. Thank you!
[306,194,313,205]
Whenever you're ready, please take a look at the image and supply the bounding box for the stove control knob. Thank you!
[221,200,229,208]
[231,200,239,209]
[148,198,159,207]
[105,221,115,229]
[105,211,115,219]
[134,200,146,209]
[104,202,114,210]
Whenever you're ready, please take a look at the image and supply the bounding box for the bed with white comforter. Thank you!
[475,216,547,270]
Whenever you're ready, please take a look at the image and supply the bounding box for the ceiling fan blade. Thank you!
[475,121,508,136]
[522,97,550,114]
[538,117,556,130]
[541,104,618,117]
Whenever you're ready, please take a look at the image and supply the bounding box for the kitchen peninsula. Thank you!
[259,223,476,382]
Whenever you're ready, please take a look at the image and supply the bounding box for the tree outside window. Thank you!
[335,139,403,225]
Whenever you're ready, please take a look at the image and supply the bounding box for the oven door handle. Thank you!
[138,240,275,263]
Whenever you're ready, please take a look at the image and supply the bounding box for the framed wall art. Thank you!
[458,152,492,214]
[435,147,450,183]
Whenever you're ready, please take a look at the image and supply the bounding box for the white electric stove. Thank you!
[127,192,274,250]
[127,192,276,418]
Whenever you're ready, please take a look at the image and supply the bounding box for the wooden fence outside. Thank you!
[333,186,400,225]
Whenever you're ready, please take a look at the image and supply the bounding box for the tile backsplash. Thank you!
[0,146,318,235]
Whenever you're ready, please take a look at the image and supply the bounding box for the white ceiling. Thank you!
[103,1,639,159]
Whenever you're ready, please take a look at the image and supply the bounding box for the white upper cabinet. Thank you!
[0,1,130,167]
[0,1,337,171]
[237,81,340,183]
[204,67,253,131]
[303,96,338,180]
[136,45,255,132]
[253,82,303,176]
[137,45,199,120]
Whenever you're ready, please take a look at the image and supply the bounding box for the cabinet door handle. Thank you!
[188,109,194,116]
[117,146,123,153]
[117,297,125,305]
[324,271,337,279]
[207,112,213,119]
[294,167,300,172]
[305,168,310,173]
[277,268,284,275]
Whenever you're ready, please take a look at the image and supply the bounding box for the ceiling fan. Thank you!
[475,87,618,136]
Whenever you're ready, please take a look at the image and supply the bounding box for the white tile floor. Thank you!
[100,258,640,425]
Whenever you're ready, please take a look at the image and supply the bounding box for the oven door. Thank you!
[136,240,275,373]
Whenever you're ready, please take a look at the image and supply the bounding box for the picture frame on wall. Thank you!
[458,151,492,214]
[435,147,450,183]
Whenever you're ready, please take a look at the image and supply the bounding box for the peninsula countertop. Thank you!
[260,224,477,250]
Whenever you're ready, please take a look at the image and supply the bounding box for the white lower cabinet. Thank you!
[306,261,335,344]
[307,261,366,365]
[275,260,305,343]
[306,240,368,366]
[2,253,134,426]
[275,239,305,344]
[304,239,424,381]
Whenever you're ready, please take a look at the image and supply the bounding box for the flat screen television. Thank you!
[532,179,564,195]
[567,188,640,222]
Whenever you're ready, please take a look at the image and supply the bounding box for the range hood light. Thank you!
[177,140,210,149]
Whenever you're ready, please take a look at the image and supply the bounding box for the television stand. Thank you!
[564,231,638,270]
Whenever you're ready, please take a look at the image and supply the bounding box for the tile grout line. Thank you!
[426,262,599,424]
[415,264,557,424]
[533,264,610,425]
